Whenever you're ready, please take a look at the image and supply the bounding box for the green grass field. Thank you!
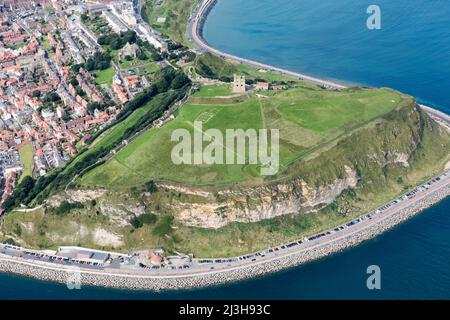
[48,94,169,196]
[134,64,161,76]
[192,84,234,97]
[41,35,52,51]
[80,85,404,189]
[142,0,196,47]
[95,67,115,85]
[5,85,449,257]
[18,143,33,182]
[41,36,56,60]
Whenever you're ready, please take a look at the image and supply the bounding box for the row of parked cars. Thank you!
[198,258,239,264]
[138,262,191,271]
[1,244,102,268]
[193,170,450,268]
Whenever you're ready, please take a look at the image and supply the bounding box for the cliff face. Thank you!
[159,103,449,228]
[25,102,448,232]
[173,166,358,228]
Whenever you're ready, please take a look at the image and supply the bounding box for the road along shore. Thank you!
[189,0,347,90]
[1,179,449,291]
[0,0,449,291]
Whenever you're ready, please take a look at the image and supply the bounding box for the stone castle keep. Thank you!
[232,74,246,93]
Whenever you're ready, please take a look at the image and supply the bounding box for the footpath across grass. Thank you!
[80,85,404,189]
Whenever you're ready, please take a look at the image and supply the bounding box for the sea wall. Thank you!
[195,0,218,40]
[1,184,449,291]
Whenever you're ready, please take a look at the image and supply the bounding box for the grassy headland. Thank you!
[3,81,448,257]
[80,85,404,189]
[2,98,449,257]
[142,0,196,47]
[1,2,449,259]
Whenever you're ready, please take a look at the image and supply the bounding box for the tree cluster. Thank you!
[2,68,192,213]
[98,31,137,50]
[84,51,112,71]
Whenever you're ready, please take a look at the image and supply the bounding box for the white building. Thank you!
[137,24,164,50]
[110,1,137,27]
[41,109,55,121]
[102,11,128,33]
[56,106,65,119]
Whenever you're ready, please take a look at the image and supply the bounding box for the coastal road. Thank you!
[4,166,450,283]
[188,0,347,90]
[420,104,450,130]
[2,1,450,288]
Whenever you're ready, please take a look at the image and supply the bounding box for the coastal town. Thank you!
[0,0,196,212]
[0,0,450,293]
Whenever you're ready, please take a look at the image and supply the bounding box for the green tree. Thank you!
[145,180,158,193]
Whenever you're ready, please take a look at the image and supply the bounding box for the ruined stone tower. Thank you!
[232,74,246,93]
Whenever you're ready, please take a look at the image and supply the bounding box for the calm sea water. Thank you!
[1,198,450,299]
[204,0,450,114]
[1,0,450,299]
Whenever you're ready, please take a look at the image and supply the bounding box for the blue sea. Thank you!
[1,0,450,299]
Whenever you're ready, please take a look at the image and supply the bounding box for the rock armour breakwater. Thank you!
[1,184,449,291]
